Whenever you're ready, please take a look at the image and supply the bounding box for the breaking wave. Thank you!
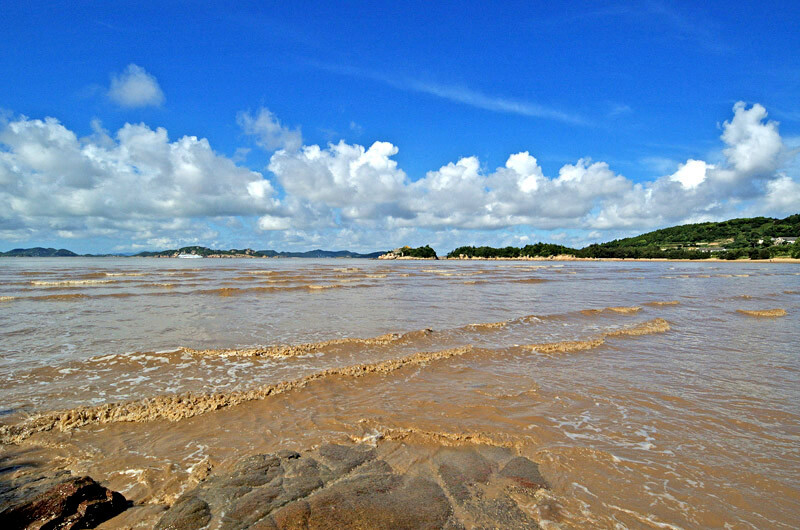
[0,312,674,444]
[736,309,787,318]
[30,279,115,287]
[0,346,474,444]
[581,306,642,315]
[524,318,671,354]
[180,329,433,359]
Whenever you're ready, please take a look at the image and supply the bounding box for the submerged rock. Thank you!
[0,475,128,529]
[499,456,548,490]
[154,443,549,529]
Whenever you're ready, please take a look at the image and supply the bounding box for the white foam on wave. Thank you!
[605,503,686,530]
[31,279,114,286]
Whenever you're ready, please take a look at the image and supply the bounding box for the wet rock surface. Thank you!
[154,443,548,529]
[0,475,128,529]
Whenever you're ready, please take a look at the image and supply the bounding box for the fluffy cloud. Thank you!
[268,140,412,221]
[108,64,165,108]
[670,159,712,189]
[237,108,302,152]
[1,101,797,251]
[721,102,783,177]
[264,101,796,234]
[0,116,278,242]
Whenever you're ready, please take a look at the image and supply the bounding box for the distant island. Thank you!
[0,246,384,259]
[134,246,385,259]
[0,247,80,257]
[379,245,438,260]
[2,215,798,260]
[448,214,800,260]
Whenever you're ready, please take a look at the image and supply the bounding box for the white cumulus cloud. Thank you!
[108,64,165,108]
[1,101,797,251]
[262,101,797,236]
[237,108,302,152]
[0,115,279,243]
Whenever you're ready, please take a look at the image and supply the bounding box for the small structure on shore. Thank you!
[379,245,438,260]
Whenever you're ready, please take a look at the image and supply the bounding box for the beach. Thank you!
[1,257,799,528]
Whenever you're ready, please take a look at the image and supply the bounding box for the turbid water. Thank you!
[1,258,798,528]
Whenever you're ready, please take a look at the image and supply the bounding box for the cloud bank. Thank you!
[0,102,797,251]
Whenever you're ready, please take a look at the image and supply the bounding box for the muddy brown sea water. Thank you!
[1,257,799,528]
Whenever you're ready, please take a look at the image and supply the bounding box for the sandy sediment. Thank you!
[607,306,642,314]
[524,318,670,354]
[736,309,787,318]
[645,300,680,306]
[180,331,414,359]
[353,420,521,449]
[0,312,672,443]
[0,346,473,444]
[180,306,642,360]
[581,306,642,315]
[524,337,606,354]
[465,320,508,331]
[604,318,671,336]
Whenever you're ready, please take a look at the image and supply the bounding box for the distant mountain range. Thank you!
[0,246,385,259]
[134,246,386,259]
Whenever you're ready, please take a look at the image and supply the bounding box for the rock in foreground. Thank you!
[1,476,128,529]
[156,443,549,529]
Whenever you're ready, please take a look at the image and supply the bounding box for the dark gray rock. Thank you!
[316,443,376,473]
[154,495,211,530]
[155,443,549,529]
[269,470,451,529]
[1,475,128,530]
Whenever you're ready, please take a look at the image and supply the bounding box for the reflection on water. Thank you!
[1,258,799,528]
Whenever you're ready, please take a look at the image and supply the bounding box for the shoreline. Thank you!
[1,255,798,263]
[442,255,800,263]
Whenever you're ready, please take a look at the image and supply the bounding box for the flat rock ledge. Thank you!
[155,443,549,529]
[0,475,128,529]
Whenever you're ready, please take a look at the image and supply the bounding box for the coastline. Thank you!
[442,255,800,263]
[2,255,797,263]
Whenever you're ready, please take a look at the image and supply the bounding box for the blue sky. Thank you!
[1,1,799,253]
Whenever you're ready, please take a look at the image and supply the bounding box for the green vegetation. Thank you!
[448,243,574,259]
[0,247,78,257]
[135,246,261,257]
[598,215,799,249]
[395,245,437,258]
[580,215,799,260]
[447,214,799,260]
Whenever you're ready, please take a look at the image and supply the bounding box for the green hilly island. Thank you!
[0,247,79,257]
[448,214,800,260]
